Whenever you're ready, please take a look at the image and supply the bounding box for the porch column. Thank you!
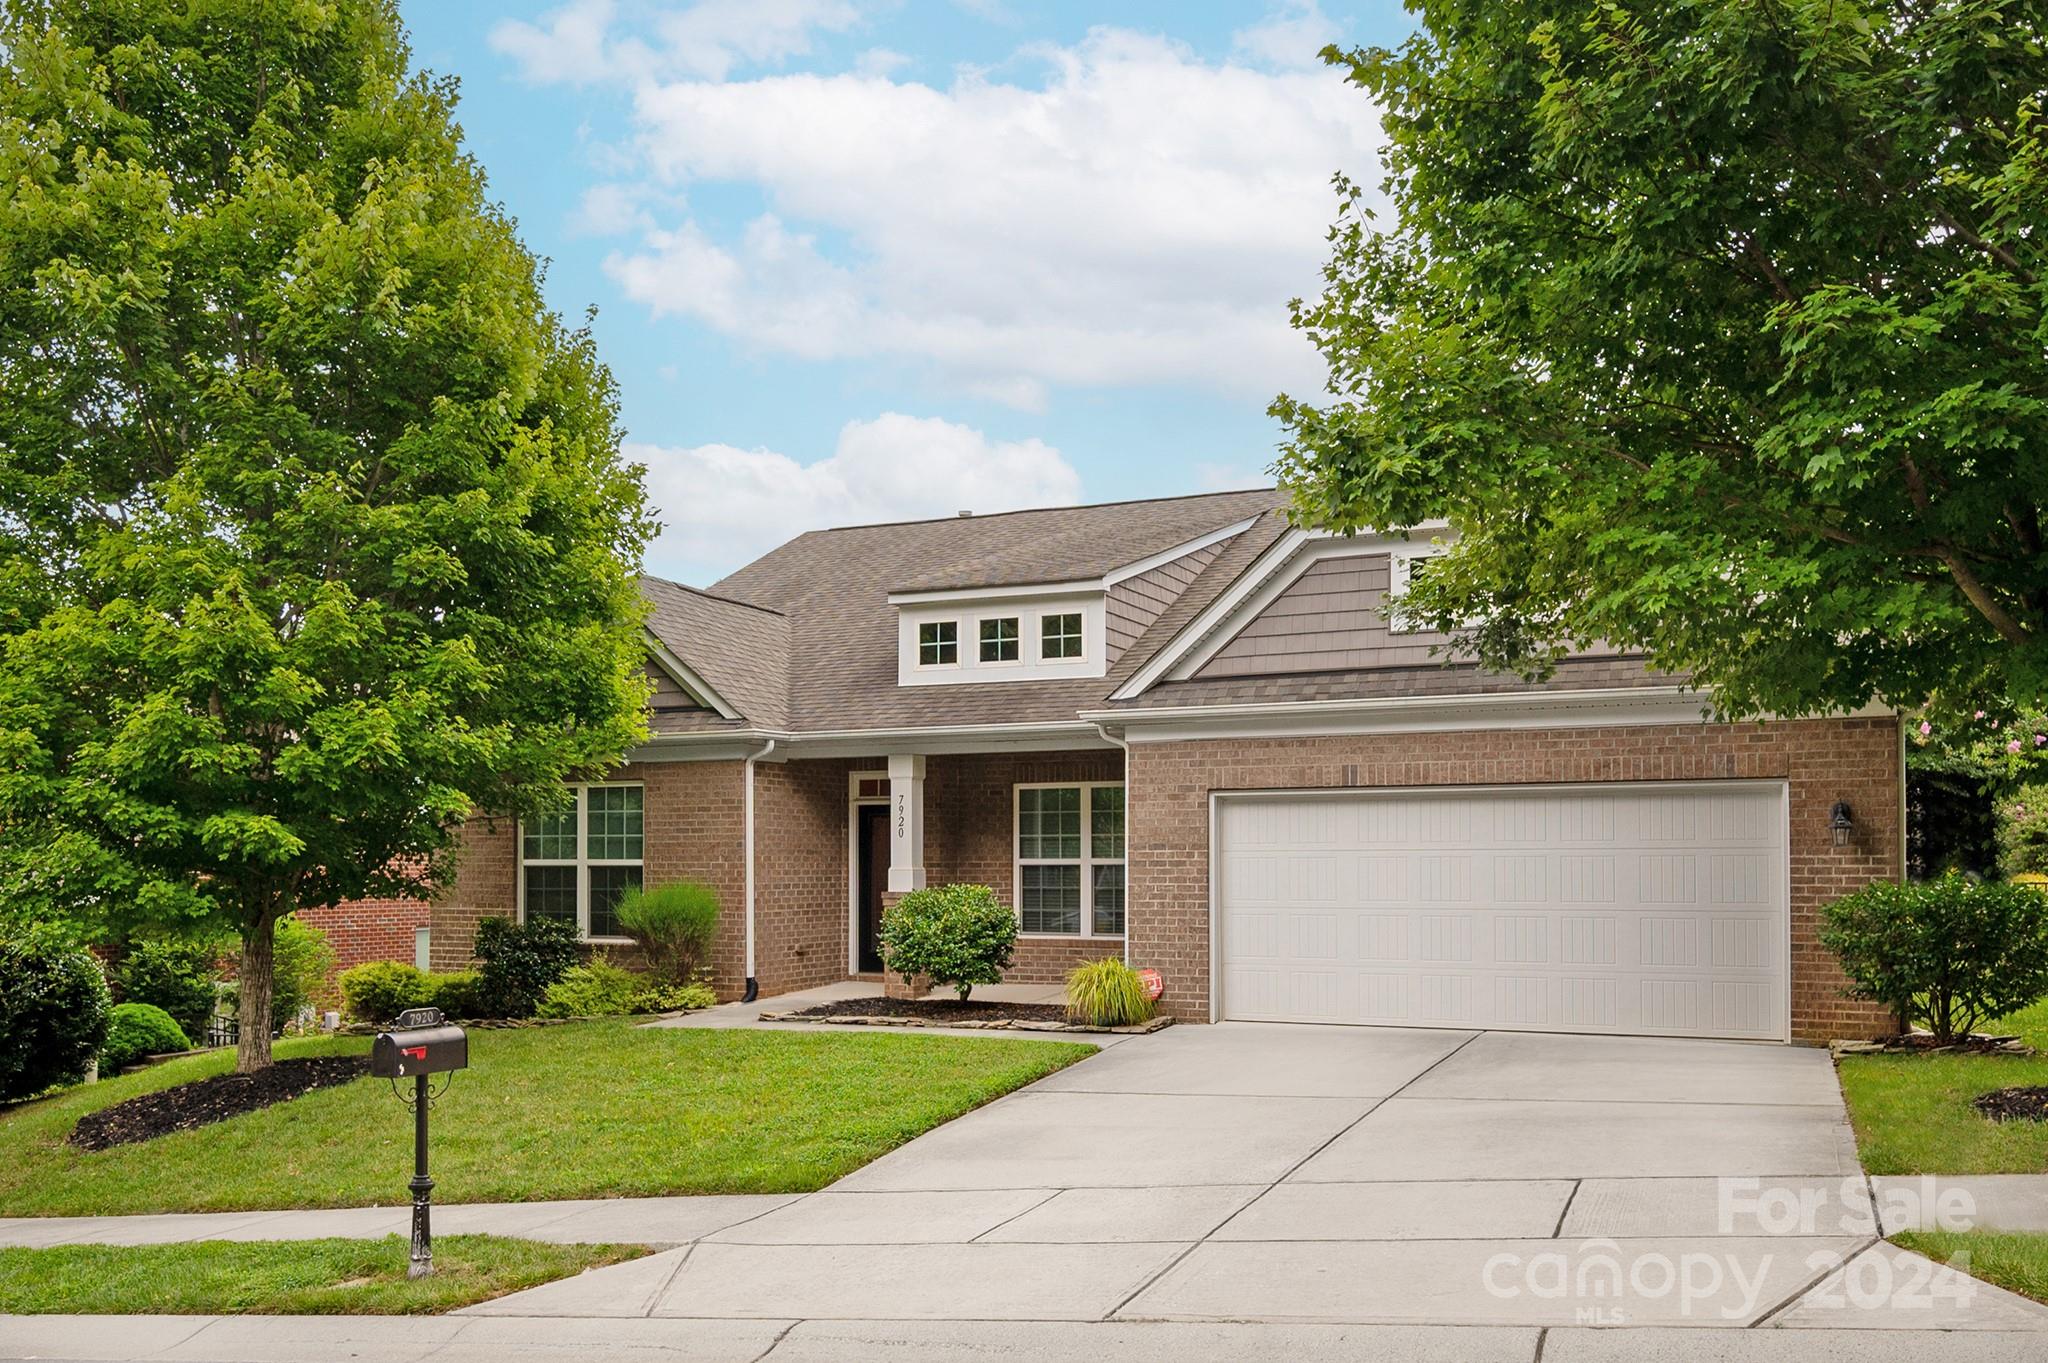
[886,754,928,894]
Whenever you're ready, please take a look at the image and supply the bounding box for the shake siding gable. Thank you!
[1106,541,1229,662]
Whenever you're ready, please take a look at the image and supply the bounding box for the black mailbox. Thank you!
[371,1008,468,1079]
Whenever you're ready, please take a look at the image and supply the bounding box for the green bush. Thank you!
[1998,785,2048,879]
[474,916,585,1018]
[614,881,720,984]
[115,937,225,1042]
[339,962,435,1024]
[99,1002,191,1073]
[0,931,112,1100]
[537,958,643,1018]
[271,916,336,1030]
[1819,874,2048,1044]
[1065,958,1155,1027]
[632,980,717,1013]
[427,970,484,1019]
[879,883,1016,1003]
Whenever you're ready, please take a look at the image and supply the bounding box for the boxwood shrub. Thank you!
[0,932,112,1100]
[879,883,1016,1002]
[99,1002,192,1073]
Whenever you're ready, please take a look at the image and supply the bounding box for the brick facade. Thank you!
[1123,717,1902,1042]
[299,898,428,976]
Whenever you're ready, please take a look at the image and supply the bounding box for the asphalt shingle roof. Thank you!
[643,488,1285,734]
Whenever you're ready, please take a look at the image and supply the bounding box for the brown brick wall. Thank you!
[299,898,428,976]
[428,761,748,993]
[924,749,1128,983]
[1124,717,1902,1042]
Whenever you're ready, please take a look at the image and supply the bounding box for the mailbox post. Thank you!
[370,1007,467,1279]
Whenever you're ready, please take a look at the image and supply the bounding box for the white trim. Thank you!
[1088,690,1897,742]
[888,578,1100,606]
[1111,523,1457,700]
[1208,778,1794,1043]
[516,781,645,944]
[846,769,889,975]
[897,594,1106,686]
[1013,780,1127,940]
[642,630,742,720]
[1102,516,1261,586]
[742,738,776,986]
[632,721,1118,763]
[1110,527,1311,699]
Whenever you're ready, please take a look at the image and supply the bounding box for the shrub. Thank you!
[538,957,643,1018]
[271,916,337,1029]
[1819,875,2048,1044]
[474,916,583,1018]
[1065,958,1156,1027]
[339,962,435,1024]
[1998,785,2048,879]
[614,881,720,984]
[115,937,225,1042]
[633,980,717,1014]
[427,970,484,1020]
[99,1003,191,1073]
[879,883,1016,1003]
[0,931,112,1100]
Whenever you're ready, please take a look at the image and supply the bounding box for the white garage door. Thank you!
[1215,783,1788,1040]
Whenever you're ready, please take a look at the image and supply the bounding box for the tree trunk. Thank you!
[235,918,276,1073]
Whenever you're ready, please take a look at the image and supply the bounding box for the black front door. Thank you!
[857,803,890,973]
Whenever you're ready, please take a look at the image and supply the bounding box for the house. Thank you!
[426,488,1899,1043]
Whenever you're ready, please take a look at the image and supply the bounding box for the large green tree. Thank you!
[0,1,653,1069]
[1275,0,2048,719]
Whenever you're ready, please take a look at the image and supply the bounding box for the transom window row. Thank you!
[917,611,1084,667]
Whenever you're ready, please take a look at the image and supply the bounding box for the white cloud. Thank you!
[600,26,1380,407]
[636,412,1082,583]
[1193,460,1275,493]
[1232,1,1344,71]
[491,0,863,86]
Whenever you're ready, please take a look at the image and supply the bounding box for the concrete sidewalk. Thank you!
[0,1195,798,1249]
[9,1316,2048,1363]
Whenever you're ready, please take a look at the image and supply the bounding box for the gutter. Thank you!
[1091,721,1132,966]
[741,736,777,1002]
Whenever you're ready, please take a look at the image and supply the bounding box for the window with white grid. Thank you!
[519,784,644,940]
[1016,783,1125,936]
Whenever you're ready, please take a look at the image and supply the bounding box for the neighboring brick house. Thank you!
[424,488,1902,1043]
[298,897,428,977]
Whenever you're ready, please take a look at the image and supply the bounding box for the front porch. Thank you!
[747,746,1130,1000]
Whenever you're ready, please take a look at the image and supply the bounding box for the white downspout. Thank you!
[742,737,777,1002]
[1092,722,1132,966]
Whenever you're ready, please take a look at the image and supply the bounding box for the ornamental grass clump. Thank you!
[1065,958,1155,1027]
[613,882,720,984]
[879,884,1016,1003]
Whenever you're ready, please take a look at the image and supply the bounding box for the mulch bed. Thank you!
[67,1056,370,1153]
[761,996,1173,1034]
[1974,1086,2048,1123]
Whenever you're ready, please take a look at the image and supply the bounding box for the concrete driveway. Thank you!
[470,1024,2048,1332]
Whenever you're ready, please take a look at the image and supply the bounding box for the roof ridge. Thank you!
[640,573,788,618]
[776,486,1282,538]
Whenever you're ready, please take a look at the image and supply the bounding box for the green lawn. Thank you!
[0,1022,1092,1216]
[0,1236,643,1314]
[1837,999,2048,1175]
[1894,1230,2048,1306]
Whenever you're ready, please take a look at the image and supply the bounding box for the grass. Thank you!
[0,1022,1092,1217]
[1837,999,2048,1175]
[0,1235,643,1314]
[1894,1230,2048,1306]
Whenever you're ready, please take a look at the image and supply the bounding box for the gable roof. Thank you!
[640,576,791,730]
[639,488,1283,735]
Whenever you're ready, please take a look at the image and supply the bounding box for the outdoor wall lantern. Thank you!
[1829,801,1855,847]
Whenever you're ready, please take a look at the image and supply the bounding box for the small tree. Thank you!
[879,884,1017,1003]
[1819,877,2048,1044]
[614,882,720,984]
[0,1,653,1070]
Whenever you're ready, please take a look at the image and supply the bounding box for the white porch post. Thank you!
[886,754,928,894]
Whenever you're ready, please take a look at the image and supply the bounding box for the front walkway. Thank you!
[12,1024,2048,1358]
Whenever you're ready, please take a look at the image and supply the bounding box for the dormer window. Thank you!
[918,620,958,665]
[979,617,1019,662]
[1041,612,1083,660]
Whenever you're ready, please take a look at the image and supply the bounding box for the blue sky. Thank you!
[400,2,1414,584]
